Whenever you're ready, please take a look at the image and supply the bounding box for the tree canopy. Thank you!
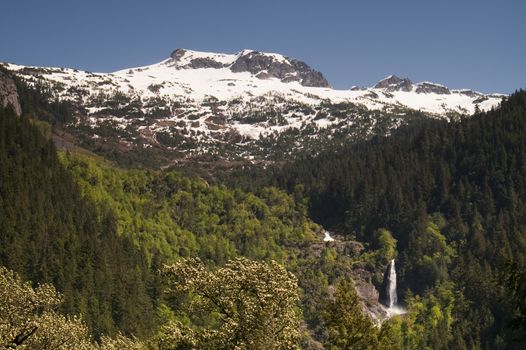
[158,257,302,350]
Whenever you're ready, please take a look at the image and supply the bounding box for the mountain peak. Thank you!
[2,55,505,165]
[373,76,455,95]
[169,48,186,60]
[167,48,329,87]
[168,48,236,69]
[374,75,413,92]
[230,50,329,87]
[239,48,255,56]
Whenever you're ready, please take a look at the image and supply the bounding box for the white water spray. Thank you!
[385,259,405,316]
[387,259,397,308]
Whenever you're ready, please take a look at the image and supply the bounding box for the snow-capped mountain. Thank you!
[1,49,505,165]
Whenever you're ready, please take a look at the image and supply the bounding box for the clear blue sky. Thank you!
[1,0,524,93]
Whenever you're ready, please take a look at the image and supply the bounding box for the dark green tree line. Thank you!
[0,106,156,338]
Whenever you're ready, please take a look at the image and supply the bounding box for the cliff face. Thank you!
[230,51,330,87]
[0,70,21,116]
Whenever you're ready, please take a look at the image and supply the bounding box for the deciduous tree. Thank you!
[159,257,302,349]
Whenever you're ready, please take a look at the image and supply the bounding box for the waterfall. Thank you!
[323,230,335,242]
[387,259,397,308]
[382,258,405,317]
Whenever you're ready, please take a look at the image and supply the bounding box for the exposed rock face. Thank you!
[298,232,363,260]
[354,268,380,302]
[456,89,483,98]
[170,49,186,61]
[170,48,186,60]
[187,57,226,69]
[289,59,329,87]
[0,70,21,116]
[374,75,413,92]
[230,51,329,87]
[415,82,451,95]
[169,49,329,87]
[170,49,228,69]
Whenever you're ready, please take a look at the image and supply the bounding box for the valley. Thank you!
[1,46,525,349]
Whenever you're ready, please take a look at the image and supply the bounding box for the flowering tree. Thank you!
[0,266,145,350]
[159,257,302,350]
[0,266,93,349]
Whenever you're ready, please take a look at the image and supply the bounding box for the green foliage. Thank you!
[375,228,397,263]
[231,90,526,348]
[158,257,302,350]
[406,215,455,290]
[500,260,526,343]
[396,282,458,349]
[0,104,327,346]
[5,68,526,349]
[0,107,155,338]
[0,265,146,350]
[11,72,75,125]
[60,153,318,266]
[321,279,395,350]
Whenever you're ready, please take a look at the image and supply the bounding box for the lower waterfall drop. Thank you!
[384,259,406,317]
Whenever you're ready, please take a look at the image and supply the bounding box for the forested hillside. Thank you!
[231,91,526,348]
[2,65,526,349]
[0,106,156,337]
[60,153,318,266]
[58,150,374,347]
[0,101,393,348]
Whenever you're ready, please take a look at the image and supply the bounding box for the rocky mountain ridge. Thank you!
[1,49,505,166]
[374,74,488,97]
[169,49,330,88]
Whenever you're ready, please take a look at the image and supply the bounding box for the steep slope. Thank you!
[0,106,156,337]
[1,49,504,166]
[0,69,21,115]
[230,91,526,348]
[59,151,392,346]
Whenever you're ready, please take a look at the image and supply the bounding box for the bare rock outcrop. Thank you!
[374,75,413,92]
[0,70,21,116]
[415,82,451,95]
[231,51,329,87]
